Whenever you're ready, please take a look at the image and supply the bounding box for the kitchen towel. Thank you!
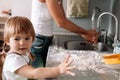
[66,0,89,18]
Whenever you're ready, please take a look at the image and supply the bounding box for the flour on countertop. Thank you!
[47,46,119,78]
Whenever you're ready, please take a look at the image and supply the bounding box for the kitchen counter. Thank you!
[46,45,119,80]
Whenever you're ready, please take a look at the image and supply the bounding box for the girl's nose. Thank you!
[20,40,26,45]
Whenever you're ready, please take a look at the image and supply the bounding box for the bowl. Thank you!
[103,54,120,64]
[103,54,120,69]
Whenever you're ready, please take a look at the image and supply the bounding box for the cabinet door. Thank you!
[0,17,8,40]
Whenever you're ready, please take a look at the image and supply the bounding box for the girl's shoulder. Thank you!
[5,52,29,65]
[6,52,27,61]
[6,53,23,62]
[7,52,21,57]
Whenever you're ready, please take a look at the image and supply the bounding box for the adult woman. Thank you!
[31,0,98,67]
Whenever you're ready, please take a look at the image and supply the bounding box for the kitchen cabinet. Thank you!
[0,16,9,50]
[0,16,8,40]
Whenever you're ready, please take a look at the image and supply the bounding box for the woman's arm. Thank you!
[45,0,98,42]
[46,0,89,35]
[37,0,98,42]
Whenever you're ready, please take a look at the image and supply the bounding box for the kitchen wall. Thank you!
[0,0,12,12]
[0,0,120,38]
[54,0,120,36]
[11,0,32,18]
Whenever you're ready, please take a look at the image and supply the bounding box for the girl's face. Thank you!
[7,33,33,55]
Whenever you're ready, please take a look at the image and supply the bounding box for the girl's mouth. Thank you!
[19,48,27,51]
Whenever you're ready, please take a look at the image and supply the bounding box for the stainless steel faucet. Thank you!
[97,12,119,52]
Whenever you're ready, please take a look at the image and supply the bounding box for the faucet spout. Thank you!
[97,12,119,52]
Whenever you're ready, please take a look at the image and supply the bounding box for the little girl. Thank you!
[2,16,75,80]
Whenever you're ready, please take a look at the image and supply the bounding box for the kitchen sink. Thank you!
[64,40,95,50]
[64,40,113,52]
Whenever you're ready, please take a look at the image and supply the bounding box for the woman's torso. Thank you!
[31,0,54,36]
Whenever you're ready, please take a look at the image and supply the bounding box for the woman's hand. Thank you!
[81,29,99,43]
[57,54,76,76]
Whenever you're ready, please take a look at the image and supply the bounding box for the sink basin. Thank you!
[64,40,113,52]
[64,40,95,50]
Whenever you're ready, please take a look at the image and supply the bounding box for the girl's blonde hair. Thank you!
[1,16,35,63]
[4,16,35,43]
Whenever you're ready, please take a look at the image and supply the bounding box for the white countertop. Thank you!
[46,45,119,80]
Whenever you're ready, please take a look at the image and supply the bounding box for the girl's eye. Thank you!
[25,37,31,40]
[13,37,31,41]
[14,38,20,41]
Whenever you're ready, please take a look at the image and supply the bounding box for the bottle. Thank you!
[113,44,120,54]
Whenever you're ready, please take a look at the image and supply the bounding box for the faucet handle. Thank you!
[113,40,120,53]
[98,29,107,43]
